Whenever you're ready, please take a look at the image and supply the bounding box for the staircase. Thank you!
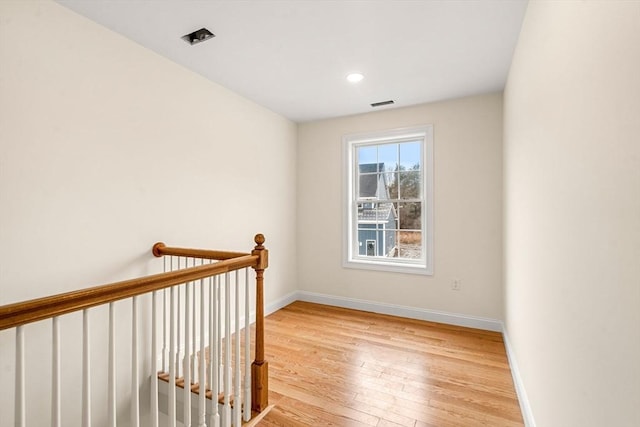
[0,235,269,427]
[157,372,242,425]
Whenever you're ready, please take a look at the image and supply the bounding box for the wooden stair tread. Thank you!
[157,372,236,405]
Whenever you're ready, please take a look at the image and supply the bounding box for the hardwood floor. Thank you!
[255,301,523,427]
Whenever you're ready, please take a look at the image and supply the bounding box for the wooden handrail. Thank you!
[152,242,250,260]
[0,234,271,415]
[0,252,258,331]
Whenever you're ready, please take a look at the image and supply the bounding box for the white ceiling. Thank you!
[56,0,528,123]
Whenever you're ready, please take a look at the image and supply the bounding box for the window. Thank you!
[343,125,433,275]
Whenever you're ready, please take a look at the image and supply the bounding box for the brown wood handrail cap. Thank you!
[152,242,166,257]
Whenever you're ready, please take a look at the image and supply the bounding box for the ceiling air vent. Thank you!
[371,100,395,108]
[182,28,215,45]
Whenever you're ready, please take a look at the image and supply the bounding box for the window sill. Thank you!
[343,258,433,276]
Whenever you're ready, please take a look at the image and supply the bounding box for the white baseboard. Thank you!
[292,290,503,332]
[502,328,537,427]
[265,291,298,316]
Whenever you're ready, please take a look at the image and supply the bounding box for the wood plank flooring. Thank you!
[255,301,523,427]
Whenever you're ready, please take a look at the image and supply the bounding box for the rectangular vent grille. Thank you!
[371,100,395,107]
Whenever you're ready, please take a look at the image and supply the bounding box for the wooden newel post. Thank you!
[251,234,269,412]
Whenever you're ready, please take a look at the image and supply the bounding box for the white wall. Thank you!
[297,94,504,321]
[504,1,640,426]
[0,1,297,425]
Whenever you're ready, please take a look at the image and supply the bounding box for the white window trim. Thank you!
[342,125,434,275]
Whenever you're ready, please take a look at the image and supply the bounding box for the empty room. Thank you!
[0,1,638,426]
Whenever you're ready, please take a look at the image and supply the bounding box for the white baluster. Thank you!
[192,259,198,385]
[83,309,91,427]
[223,273,231,426]
[234,270,241,427]
[131,296,140,427]
[15,325,25,427]
[198,278,207,427]
[163,288,168,372]
[151,291,159,427]
[108,303,116,427]
[209,275,220,427]
[184,281,192,427]
[206,270,212,392]
[52,317,61,427]
[162,257,169,372]
[177,260,183,378]
[169,285,177,427]
[217,276,222,393]
[243,268,251,422]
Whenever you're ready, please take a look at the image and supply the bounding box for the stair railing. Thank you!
[0,234,268,427]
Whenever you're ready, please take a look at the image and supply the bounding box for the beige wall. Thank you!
[504,1,640,425]
[0,1,296,425]
[297,94,504,320]
[7,1,639,426]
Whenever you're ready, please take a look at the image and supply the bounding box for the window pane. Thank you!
[378,143,398,173]
[357,202,374,222]
[387,172,399,199]
[399,141,421,170]
[377,202,394,222]
[387,230,399,258]
[358,170,379,198]
[357,146,377,166]
[399,202,421,230]
[398,231,422,259]
[399,170,421,199]
[391,202,400,229]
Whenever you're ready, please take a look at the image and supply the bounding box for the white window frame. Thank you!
[343,125,434,275]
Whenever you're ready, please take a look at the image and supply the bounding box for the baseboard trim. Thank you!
[502,328,537,427]
[293,290,503,332]
[265,291,298,316]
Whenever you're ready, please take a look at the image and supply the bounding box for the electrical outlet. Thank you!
[452,279,461,291]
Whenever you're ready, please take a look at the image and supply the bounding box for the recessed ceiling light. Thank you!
[346,73,364,83]
[182,28,215,45]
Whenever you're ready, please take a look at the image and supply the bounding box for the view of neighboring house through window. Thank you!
[344,126,433,275]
